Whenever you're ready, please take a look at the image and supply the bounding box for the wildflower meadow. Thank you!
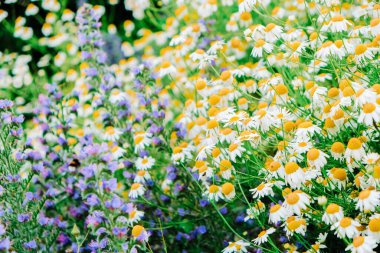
[1,0,380,252]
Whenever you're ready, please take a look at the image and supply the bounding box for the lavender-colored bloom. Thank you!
[103,178,117,192]
[2,112,12,124]
[99,238,108,248]
[38,214,52,226]
[10,127,23,137]
[197,226,207,234]
[139,150,149,157]
[0,237,10,250]
[112,227,127,237]
[279,236,288,243]
[23,240,37,250]
[88,240,99,250]
[219,207,228,215]
[160,195,170,202]
[178,208,187,217]
[167,172,177,181]
[199,199,209,207]
[86,194,100,206]
[295,241,303,248]
[18,213,31,222]
[175,232,182,241]
[110,195,123,209]
[0,224,5,236]
[12,115,24,124]
[28,151,42,161]
[123,160,134,168]
[96,227,107,236]
[84,68,98,77]
[152,137,162,146]
[81,51,92,59]
[0,100,13,109]
[81,165,95,179]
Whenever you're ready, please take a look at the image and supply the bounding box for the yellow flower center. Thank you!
[331,142,345,153]
[363,103,376,113]
[347,138,362,150]
[131,183,140,190]
[229,143,238,152]
[105,126,115,135]
[220,71,231,81]
[307,148,320,161]
[258,230,267,237]
[285,162,299,174]
[369,218,380,232]
[209,185,219,193]
[331,15,344,22]
[275,84,288,95]
[358,189,371,200]
[222,182,234,195]
[270,204,281,213]
[352,236,365,248]
[207,120,219,129]
[196,80,207,90]
[325,203,339,214]
[355,44,367,55]
[255,39,266,48]
[332,168,347,181]
[212,148,221,157]
[220,160,232,171]
[132,225,144,237]
[286,192,300,205]
[268,161,281,172]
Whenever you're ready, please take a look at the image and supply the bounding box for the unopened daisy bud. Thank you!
[317,196,327,206]
[26,4,39,16]
[108,24,117,34]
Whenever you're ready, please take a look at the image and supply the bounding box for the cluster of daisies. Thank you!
[2,0,380,252]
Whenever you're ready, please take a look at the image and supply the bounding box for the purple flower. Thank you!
[103,178,117,192]
[81,165,95,179]
[200,199,209,207]
[0,224,5,236]
[178,208,187,217]
[219,207,228,215]
[197,226,207,234]
[18,213,31,222]
[110,195,123,209]
[81,51,92,59]
[23,240,37,250]
[12,115,24,124]
[86,194,100,206]
[112,227,127,238]
[99,238,108,248]
[84,68,98,77]
[0,237,10,250]
[2,112,12,124]
[0,100,13,109]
